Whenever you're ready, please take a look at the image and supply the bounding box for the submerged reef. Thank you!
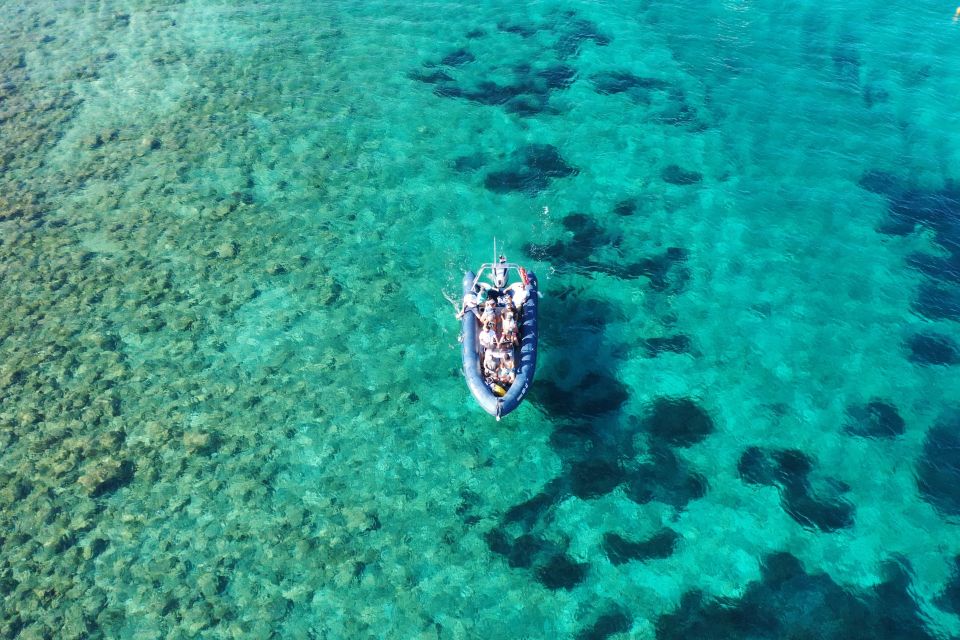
[905,332,960,366]
[661,164,703,186]
[936,556,960,615]
[641,334,693,357]
[644,396,714,447]
[860,171,960,323]
[916,414,960,517]
[603,528,681,565]
[483,144,579,195]
[843,400,905,438]
[524,211,691,292]
[410,9,608,118]
[575,610,632,640]
[590,71,698,126]
[738,447,854,532]
[487,385,711,585]
[656,553,936,640]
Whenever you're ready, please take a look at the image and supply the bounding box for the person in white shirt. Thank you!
[483,347,499,375]
[500,309,518,346]
[479,298,497,326]
[498,351,516,384]
[479,323,497,349]
[456,290,479,319]
[507,281,528,308]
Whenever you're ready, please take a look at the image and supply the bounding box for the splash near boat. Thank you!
[457,252,538,420]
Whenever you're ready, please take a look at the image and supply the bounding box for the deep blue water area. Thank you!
[1,0,960,638]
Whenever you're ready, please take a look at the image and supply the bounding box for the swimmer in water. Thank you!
[955,6,960,21]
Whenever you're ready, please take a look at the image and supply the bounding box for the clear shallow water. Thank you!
[2,0,960,638]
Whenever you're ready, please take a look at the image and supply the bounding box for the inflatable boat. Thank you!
[458,255,538,420]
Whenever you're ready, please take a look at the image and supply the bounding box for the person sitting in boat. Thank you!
[456,289,480,320]
[500,309,518,346]
[479,322,497,350]
[497,352,516,385]
[479,298,497,326]
[483,348,499,376]
[476,281,495,298]
[506,280,529,309]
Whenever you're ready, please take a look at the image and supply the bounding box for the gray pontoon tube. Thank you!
[460,270,539,420]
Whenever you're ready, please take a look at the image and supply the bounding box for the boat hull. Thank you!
[461,270,538,419]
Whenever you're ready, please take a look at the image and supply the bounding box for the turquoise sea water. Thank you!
[2,0,960,637]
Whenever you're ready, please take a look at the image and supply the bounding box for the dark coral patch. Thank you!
[504,94,549,116]
[527,230,688,292]
[536,294,616,342]
[737,445,779,486]
[485,524,558,571]
[498,22,538,38]
[451,152,486,173]
[536,554,589,590]
[576,611,631,640]
[772,448,813,480]
[906,332,960,365]
[935,556,960,615]
[407,69,454,84]
[782,484,854,533]
[832,34,861,87]
[858,169,899,196]
[424,51,576,117]
[549,422,602,460]
[591,71,670,95]
[440,48,475,67]
[907,253,960,288]
[532,373,628,419]
[917,417,960,516]
[737,447,854,532]
[645,397,714,447]
[538,64,578,90]
[662,165,703,185]
[484,527,512,557]
[501,534,545,569]
[863,83,890,108]
[589,73,700,127]
[844,400,905,438]
[613,198,637,216]
[866,175,960,259]
[655,552,935,640]
[484,169,543,194]
[570,458,624,499]
[760,550,804,586]
[642,335,692,357]
[521,144,578,178]
[553,17,611,59]
[90,460,136,498]
[603,529,680,565]
[503,483,562,527]
[655,92,699,126]
[625,446,707,509]
[561,212,599,234]
[525,213,616,266]
[913,282,960,321]
[484,144,578,195]
[454,80,522,106]
[433,84,464,99]
[609,249,690,292]
[864,172,960,331]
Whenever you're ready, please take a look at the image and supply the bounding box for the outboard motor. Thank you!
[493,255,508,288]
